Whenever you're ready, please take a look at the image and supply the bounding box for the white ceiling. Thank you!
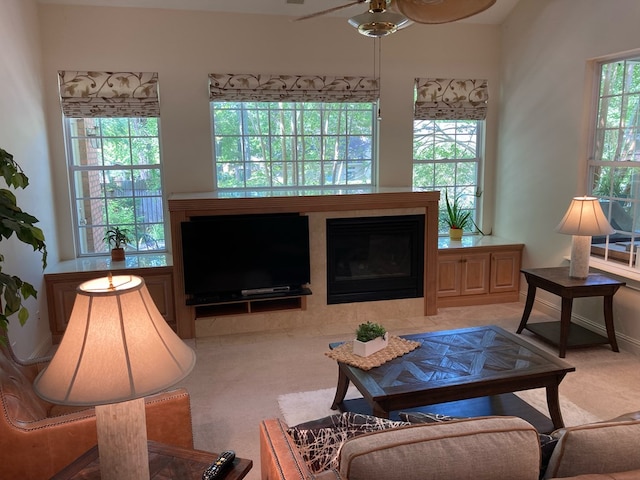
[36,0,521,24]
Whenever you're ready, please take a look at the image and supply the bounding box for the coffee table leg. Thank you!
[331,365,350,410]
[545,383,565,429]
[372,402,389,419]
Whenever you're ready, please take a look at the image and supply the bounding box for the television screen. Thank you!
[181,214,310,301]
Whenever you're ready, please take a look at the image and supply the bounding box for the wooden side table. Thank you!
[51,441,253,480]
[517,266,625,358]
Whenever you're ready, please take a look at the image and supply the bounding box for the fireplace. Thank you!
[326,215,425,304]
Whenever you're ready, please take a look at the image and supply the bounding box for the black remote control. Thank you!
[202,450,235,480]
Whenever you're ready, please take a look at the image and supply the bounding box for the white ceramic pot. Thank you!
[353,332,389,357]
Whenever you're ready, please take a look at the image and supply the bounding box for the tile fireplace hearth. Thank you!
[168,189,440,338]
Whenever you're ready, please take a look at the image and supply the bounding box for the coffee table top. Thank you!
[331,325,575,401]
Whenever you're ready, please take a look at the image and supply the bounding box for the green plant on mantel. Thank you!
[356,321,387,342]
[103,226,130,249]
[0,148,47,332]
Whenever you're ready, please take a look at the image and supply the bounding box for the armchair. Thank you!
[0,335,194,479]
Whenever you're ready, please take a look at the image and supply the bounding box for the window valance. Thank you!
[208,73,379,103]
[58,71,160,118]
[414,78,488,120]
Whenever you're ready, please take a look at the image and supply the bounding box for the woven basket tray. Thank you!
[325,335,421,371]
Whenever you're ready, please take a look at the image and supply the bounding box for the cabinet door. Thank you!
[437,254,462,297]
[46,270,175,343]
[460,253,490,296]
[490,250,522,293]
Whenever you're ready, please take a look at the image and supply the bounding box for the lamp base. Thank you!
[569,235,592,279]
[95,398,150,480]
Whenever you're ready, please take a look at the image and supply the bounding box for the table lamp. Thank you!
[33,274,196,480]
[555,196,615,279]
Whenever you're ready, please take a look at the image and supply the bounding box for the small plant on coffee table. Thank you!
[354,322,388,357]
[356,321,387,342]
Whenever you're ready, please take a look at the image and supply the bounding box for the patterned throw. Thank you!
[325,335,421,370]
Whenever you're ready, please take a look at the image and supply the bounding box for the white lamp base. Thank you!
[95,397,150,480]
[569,235,592,279]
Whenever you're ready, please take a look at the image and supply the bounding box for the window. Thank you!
[58,71,166,256]
[412,119,482,234]
[411,78,488,235]
[588,55,640,269]
[212,102,375,188]
[209,73,378,190]
[65,117,166,255]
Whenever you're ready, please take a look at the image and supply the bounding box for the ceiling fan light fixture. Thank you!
[348,11,410,37]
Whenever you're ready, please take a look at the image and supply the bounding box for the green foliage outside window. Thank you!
[412,119,481,234]
[212,101,375,189]
[588,55,640,267]
[66,117,166,255]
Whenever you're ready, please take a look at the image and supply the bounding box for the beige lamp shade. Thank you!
[34,275,195,406]
[555,196,615,236]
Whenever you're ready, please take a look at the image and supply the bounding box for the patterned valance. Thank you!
[209,73,379,103]
[414,78,488,120]
[58,71,160,118]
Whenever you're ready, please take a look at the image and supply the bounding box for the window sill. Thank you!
[589,256,640,291]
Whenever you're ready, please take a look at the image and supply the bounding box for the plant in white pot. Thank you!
[353,321,389,357]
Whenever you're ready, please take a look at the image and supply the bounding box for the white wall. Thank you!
[498,0,640,349]
[38,4,502,258]
[0,0,59,357]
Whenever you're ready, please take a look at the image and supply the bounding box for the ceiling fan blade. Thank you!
[294,0,367,22]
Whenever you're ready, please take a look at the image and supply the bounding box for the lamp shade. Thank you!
[34,275,195,406]
[555,196,615,236]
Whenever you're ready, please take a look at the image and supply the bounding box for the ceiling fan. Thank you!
[295,0,497,37]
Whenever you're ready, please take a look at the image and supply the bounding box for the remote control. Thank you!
[202,450,235,480]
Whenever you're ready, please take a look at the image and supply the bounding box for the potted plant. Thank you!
[0,148,47,332]
[443,191,472,241]
[104,227,130,261]
[353,321,389,357]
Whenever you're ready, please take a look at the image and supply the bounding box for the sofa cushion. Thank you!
[339,416,541,480]
[287,412,408,473]
[543,419,640,479]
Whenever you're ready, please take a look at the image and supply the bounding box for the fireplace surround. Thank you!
[168,189,439,338]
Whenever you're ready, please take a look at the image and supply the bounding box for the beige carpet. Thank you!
[176,302,640,480]
[278,386,601,427]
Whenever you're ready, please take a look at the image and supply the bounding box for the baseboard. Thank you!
[523,291,640,356]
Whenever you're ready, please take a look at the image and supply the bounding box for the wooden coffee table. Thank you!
[330,325,575,429]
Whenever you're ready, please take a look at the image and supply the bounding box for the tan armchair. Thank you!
[0,336,194,479]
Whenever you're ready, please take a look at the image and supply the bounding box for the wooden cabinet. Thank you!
[44,255,175,343]
[437,252,490,297]
[437,239,523,308]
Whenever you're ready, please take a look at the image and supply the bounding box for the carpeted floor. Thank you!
[176,302,640,480]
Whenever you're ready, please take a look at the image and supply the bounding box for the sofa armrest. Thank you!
[2,387,193,479]
[260,418,342,480]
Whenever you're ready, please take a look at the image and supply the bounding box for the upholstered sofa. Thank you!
[260,411,640,479]
[0,336,194,479]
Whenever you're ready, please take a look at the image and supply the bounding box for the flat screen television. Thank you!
[181,213,311,304]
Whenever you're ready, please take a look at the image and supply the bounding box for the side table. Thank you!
[517,266,625,358]
[51,440,253,480]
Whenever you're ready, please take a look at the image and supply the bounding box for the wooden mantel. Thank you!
[168,188,440,338]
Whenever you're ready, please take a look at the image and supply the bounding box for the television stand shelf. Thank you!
[192,288,311,318]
